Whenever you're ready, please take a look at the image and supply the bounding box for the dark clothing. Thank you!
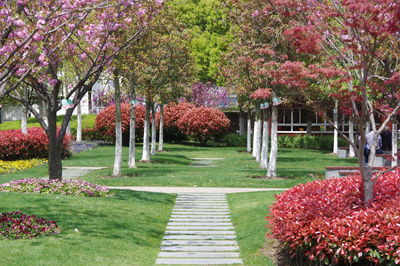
[381,130,392,151]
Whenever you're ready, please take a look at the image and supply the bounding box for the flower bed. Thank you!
[0,128,71,160]
[0,212,61,240]
[0,179,109,197]
[268,171,400,265]
[0,159,47,174]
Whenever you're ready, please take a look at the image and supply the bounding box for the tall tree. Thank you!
[3,0,163,180]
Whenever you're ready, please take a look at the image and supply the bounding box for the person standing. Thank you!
[364,131,383,164]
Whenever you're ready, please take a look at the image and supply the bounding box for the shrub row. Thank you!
[268,171,400,265]
[278,135,347,150]
[0,159,47,174]
[0,179,109,197]
[94,103,231,145]
[0,212,61,240]
[0,128,71,161]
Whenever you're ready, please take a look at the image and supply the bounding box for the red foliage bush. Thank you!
[177,107,231,145]
[268,172,400,265]
[95,103,145,137]
[0,127,71,160]
[163,102,194,127]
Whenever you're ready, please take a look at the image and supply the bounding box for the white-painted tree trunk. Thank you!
[112,72,122,177]
[392,122,398,167]
[41,101,48,126]
[333,100,339,154]
[128,98,137,168]
[260,109,269,169]
[151,104,157,156]
[349,118,355,157]
[21,107,28,134]
[158,104,164,152]
[247,112,252,153]
[252,117,258,157]
[76,103,82,142]
[267,105,278,177]
[255,112,262,162]
[141,101,151,161]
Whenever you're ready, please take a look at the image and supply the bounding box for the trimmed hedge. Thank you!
[278,135,347,150]
[224,133,246,147]
[0,128,71,160]
[177,107,231,145]
[268,171,400,265]
[162,102,194,142]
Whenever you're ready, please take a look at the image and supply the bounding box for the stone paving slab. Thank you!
[157,193,243,265]
[163,235,236,240]
[161,246,240,252]
[158,252,240,258]
[156,258,242,264]
[161,240,238,246]
[168,222,233,226]
[167,226,234,230]
[165,230,236,235]
[170,219,231,222]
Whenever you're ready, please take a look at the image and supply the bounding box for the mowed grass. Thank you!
[0,114,96,131]
[0,190,175,266]
[228,191,282,266]
[66,144,357,188]
[0,143,357,188]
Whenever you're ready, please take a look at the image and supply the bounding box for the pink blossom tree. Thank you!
[2,0,163,180]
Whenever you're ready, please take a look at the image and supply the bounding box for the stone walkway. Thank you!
[108,186,287,193]
[156,193,243,265]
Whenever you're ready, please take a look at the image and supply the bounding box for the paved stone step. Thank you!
[176,203,228,206]
[176,199,227,201]
[173,209,229,212]
[160,246,240,252]
[170,218,231,222]
[158,252,240,258]
[168,222,233,226]
[156,258,242,264]
[172,212,230,215]
[167,226,234,230]
[165,230,235,235]
[163,235,236,240]
[162,240,238,246]
[171,215,231,219]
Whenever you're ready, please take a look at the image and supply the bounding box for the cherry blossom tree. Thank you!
[2,0,163,180]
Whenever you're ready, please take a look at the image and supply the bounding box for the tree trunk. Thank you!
[239,109,246,136]
[141,100,151,161]
[252,115,258,157]
[349,117,355,157]
[333,100,339,154]
[151,103,157,156]
[306,120,312,135]
[76,102,82,142]
[255,111,262,162]
[128,91,137,169]
[41,100,48,126]
[247,111,252,153]
[267,105,278,177]
[392,121,398,167]
[21,106,28,134]
[112,72,122,177]
[260,109,269,169]
[88,90,93,114]
[47,112,62,180]
[158,103,164,152]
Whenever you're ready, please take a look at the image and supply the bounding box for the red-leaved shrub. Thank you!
[162,102,194,142]
[95,103,145,137]
[163,102,194,127]
[177,107,231,145]
[268,172,400,265]
[0,127,71,160]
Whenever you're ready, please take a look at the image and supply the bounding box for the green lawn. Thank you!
[0,190,175,265]
[66,144,357,188]
[228,191,282,265]
[0,143,357,187]
[0,114,96,131]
